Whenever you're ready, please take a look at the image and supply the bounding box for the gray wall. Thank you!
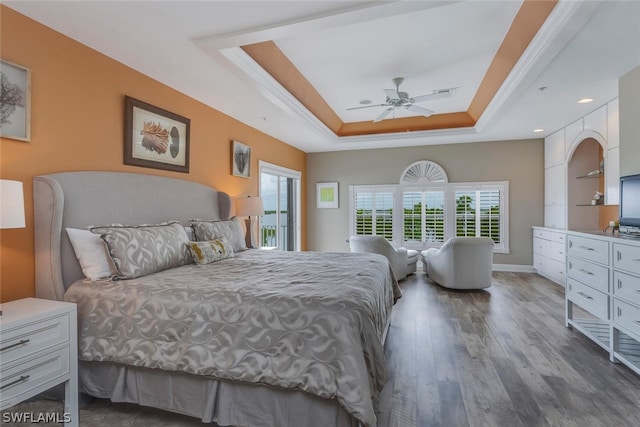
[620,65,640,176]
[306,139,544,266]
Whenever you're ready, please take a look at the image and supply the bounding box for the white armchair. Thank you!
[349,235,418,280]
[421,237,494,289]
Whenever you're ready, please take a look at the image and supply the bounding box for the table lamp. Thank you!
[235,196,264,249]
[0,179,26,315]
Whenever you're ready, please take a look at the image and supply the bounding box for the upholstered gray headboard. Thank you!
[33,171,232,301]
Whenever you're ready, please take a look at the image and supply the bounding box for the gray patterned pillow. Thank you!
[90,221,192,279]
[187,238,235,265]
[190,218,247,252]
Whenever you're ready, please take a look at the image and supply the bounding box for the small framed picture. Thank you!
[124,96,190,173]
[317,182,339,209]
[0,60,31,141]
[232,140,251,178]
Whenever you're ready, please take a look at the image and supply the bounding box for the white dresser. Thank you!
[532,226,566,286]
[0,298,78,426]
[565,230,640,375]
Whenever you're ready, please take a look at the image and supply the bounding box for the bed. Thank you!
[33,171,399,427]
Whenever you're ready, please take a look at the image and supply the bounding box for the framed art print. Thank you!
[232,140,251,178]
[317,182,339,209]
[0,60,31,141]
[124,95,190,173]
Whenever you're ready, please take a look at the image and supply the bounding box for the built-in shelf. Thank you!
[576,172,603,179]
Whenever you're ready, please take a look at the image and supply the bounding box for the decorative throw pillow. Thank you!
[187,238,235,265]
[90,221,192,279]
[190,217,247,252]
[66,228,118,280]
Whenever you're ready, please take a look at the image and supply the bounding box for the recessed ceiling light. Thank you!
[359,100,372,105]
[577,98,593,104]
[533,128,544,133]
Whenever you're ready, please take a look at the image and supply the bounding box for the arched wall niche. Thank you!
[399,160,448,184]
[566,131,607,230]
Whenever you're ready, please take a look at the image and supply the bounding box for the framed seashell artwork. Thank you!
[231,140,251,178]
[124,95,190,173]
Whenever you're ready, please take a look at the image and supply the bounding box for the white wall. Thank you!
[306,138,544,266]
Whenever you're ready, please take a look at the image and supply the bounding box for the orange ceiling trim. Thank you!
[241,41,343,134]
[467,0,558,121]
[338,112,476,137]
[242,0,557,137]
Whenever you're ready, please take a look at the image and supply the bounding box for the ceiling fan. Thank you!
[347,77,456,123]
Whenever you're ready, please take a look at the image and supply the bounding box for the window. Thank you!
[351,187,395,239]
[350,182,509,253]
[402,189,446,244]
[453,183,507,252]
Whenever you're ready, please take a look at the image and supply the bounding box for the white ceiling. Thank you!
[6,1,640,153]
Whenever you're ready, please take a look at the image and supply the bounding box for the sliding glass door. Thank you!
[259,161,301,251]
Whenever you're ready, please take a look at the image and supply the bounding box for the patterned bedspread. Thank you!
[64,250,400,426]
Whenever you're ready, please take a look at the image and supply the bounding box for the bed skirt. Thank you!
[79,361,360,427]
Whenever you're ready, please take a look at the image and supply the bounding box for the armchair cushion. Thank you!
[349,235,417,280]
[421,237,494,289]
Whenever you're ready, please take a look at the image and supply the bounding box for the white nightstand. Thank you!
[0,298,78,426]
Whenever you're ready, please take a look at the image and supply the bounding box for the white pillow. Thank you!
[66,228,117,280]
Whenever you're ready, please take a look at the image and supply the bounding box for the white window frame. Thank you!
[349,181,509,253]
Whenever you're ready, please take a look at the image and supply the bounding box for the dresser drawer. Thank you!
[0,346,70,409]
[548,258,566,285]
[567,256,609,293]
[0,314,70,365]
[613,299,640,339]
[613,270,640,305]
[533,228,566,244]
[567,278,609,320]
[548,241,566,263]
[613,243,640,275]
[567,234,609,265]
[533,237,549,255]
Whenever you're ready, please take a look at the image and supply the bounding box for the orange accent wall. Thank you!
[0,7,307,302]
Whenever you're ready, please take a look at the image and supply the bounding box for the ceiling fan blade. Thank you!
[346,104,387,111]
[373,107,393,123]
[384,88,399,99]
[411,88,456,103]
[406,104,435,117]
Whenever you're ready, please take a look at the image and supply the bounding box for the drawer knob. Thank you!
[577,291,593,300]
[0,338,30,352]
[579,246,595,252]
[0,375,30,390]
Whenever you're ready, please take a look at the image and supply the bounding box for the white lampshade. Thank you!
[0,180,26,229]
[235,196,264,217]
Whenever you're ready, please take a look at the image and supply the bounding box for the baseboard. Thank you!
[492,264,536,273]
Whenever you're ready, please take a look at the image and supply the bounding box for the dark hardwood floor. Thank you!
[377,270,640,427]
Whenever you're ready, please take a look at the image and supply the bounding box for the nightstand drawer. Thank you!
[567,256,609,293]
[567,234,609,265]
[0,314,69,365]
[613,299,640,339]
[567,278,609,320]
[0,346,69,409]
